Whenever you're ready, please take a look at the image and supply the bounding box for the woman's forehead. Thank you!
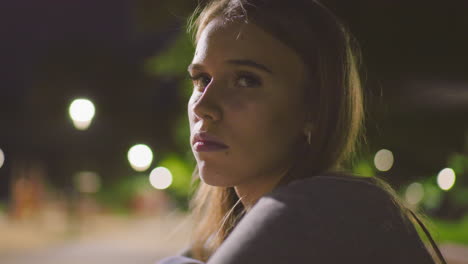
[193,17,304,77]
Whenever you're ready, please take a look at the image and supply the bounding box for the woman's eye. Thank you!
[189,74,212,90]
[235,73,261,88]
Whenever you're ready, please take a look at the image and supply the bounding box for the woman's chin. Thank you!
[198,168,236,187]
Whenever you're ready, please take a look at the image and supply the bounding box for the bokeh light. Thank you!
[127,144,153,172]
[74,171,101,193]
[422,184,443,210]
[437,168,456,191]
[374,149,394,172]
[0,148,4,169]
[405,182,424,205]
[69,98,96,130]
[149,167,173,190]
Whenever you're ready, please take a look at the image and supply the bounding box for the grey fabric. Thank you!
[206,175,436,264]
[161,174,436,264]
[157,255,204,264]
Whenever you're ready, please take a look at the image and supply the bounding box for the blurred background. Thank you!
[0,0,467,263]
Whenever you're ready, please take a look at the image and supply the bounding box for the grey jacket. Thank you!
[158,174,437,264]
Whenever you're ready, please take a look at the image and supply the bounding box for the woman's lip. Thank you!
[192,132,228,147]
[194,141,229,152]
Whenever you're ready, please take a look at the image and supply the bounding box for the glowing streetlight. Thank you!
[437,168,456,191]
[128,144,153,171]
[374,149,394,172]
[69,98,96,130]
[0,148,4,169]
[149,167,173,190]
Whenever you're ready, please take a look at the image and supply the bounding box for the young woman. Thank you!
[158,0,447,263]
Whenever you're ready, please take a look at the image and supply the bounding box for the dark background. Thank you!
[1,0,467,208]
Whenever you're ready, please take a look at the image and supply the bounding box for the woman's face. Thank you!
[188,17,307,187]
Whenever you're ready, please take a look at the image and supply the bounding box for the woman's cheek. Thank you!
[224,82,266,109]
[224,91,249,112]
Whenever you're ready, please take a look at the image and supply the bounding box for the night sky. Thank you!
[0,0,187,198]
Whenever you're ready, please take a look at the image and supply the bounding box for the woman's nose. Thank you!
[190,82,222,123]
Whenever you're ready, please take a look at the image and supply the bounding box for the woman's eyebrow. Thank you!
[187,59,273,74]
[226,59,273,74]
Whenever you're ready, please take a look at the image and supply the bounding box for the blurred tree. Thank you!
[158,154,196,210]
[133,0,198,34]
[144,25,196,209]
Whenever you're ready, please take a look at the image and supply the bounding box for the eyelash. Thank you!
[188,73,212,91]
[188,72,262,91]
[234,71,262,88]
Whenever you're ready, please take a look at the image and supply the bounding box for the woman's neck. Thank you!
[234,168,289,212]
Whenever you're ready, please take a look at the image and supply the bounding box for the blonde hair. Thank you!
[184,1,442,263]
[186,0,365,261]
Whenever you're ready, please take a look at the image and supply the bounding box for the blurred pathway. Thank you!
[1,211,467,264]
[441,244,468,264]
[0,211,192,264]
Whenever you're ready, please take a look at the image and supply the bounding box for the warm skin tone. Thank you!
[188,17,308,211]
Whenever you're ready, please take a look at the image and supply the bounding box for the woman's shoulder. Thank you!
[285,170,380,188]
[267,171,393,206]
[261,171,421,242]
[265,172,410,227]
[207,172,435,263]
